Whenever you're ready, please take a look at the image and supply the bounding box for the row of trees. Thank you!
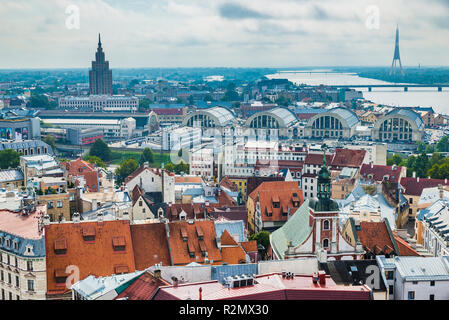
[387,151,449,179]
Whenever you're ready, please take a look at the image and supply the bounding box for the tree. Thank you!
[0,149,21,169]
[249,231,270,259]
[164,162,175,172]
[115,158,138,185]
[43,135,57,151]
[138,98,151,112]
[88,139,112,162]
[84,155,106,168]
[174,161,189,174]
[437,136,449,153]
[178,148,183,158]
[27,92,57,110]
[428,162,449,179]
[387,154,403,166]
[139,147,154,165]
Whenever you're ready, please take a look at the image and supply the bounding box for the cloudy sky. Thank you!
[1,0,448,68]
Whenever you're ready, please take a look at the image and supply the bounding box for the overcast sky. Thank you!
[1,0,448,69]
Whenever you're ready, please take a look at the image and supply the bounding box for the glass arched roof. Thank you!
[385,109,425,130]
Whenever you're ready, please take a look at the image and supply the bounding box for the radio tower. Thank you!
[389,25,404,76]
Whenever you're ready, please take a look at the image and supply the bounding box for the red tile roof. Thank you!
[400,177,449,196]
[166,203,206,221]
[361,164,404,183]
[304,153,333,166]
[130,223,172,269]
[393,234,421,256]
[115,271,170,300]
[168,220,222,266]
[240,241,258,253]
[175,176,203,184]
[63,158,99,192]
[153,273,372,300]
[45,220,136,296]
[331,149,366,169]
[356,221,397,255]
[248,181,303,223]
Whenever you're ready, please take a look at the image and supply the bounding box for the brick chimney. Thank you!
[318,270,326,286]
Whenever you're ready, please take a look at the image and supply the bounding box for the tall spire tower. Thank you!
[389,25,404,76]
[89,33,113,95]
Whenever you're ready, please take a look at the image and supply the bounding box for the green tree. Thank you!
[387,154,403,166]
[436,136,449,152]
[43,135,57,151]
[428,162,449,179]
[249,231,270,258]
[115,158,138,185]
[164,162,175,172]
[174,161,189,174]
[89,139,112,162]
[0,149,21,169]
[138,98,151,112]
[178,148,183,158]
[84,155,106,168]
[28,92,57,110]
[139,147,154,165]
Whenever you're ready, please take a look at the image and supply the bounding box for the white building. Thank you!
[189,148,214,178]
[161,126,202,152]
[41,117,136,139]
[222,140,307,177]
[377,255,449,300]
[59,95,138,113]
[125,164,175,204]
[0,205,47,300]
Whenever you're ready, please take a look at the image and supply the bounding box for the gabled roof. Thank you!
[45,220,136,296]
[361,164,403,183]
[400,177,449,196]
[355,220,399,256]
[130,223,171,269]
[304,153,333,166]
[114,271,170,300]
[166,203,205,221]
[168,220,222,265]
[331,149,366,169]
[248,181,303,223]
[393,234,420,257]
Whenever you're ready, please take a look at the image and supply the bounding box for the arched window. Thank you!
[323,238,329,249]
[323,220,330,230]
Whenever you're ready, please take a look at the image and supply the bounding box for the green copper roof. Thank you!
[270,199,312,259]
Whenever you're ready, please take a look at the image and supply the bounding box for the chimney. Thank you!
[43,214,51,226]
[172,277,179,287]
[144,162,149,168]
[439,184,444,199]
[72,212,80,223]
[199,287,202,300]
[417,177,420,183]
[97,211,104,222]
[312,272,319,284]
[318,271,326,286]
[412,171,416,178]
[370,162,373,169]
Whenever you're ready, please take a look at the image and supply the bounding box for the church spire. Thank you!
[98,33,102,48]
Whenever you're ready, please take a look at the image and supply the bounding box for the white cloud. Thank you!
[0,0,447,68]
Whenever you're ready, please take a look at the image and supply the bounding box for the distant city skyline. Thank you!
[0,0,448,69]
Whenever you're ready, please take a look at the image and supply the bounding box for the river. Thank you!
[266,71,449,115]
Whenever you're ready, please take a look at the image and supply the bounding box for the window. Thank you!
[408,291,415,300]
[323,220,330,230]
[8,273,11,284]
[27,280,34,292]
[386,271,394,280]
[430,294,435,300]
[57,201,63,208]
[389,285,394,295]
[27,261,33,271]
[15,257,18,267]
[48,201,54,209]
[15,275,19,287]
[430,281,435,286]
[412,281,418,284]
[323,238,329,249]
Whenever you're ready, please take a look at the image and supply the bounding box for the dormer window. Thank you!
[199,240,207,257]
[187,242,195,258]
[82,226,96,242]
[272,195,280,208]
[266,207,273,217]
[55,269,68,284]
[54,239,67,255]
[112,236,126,251]
[180,227,188,242]
[196,226,204,241]
[13,240,18,251]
